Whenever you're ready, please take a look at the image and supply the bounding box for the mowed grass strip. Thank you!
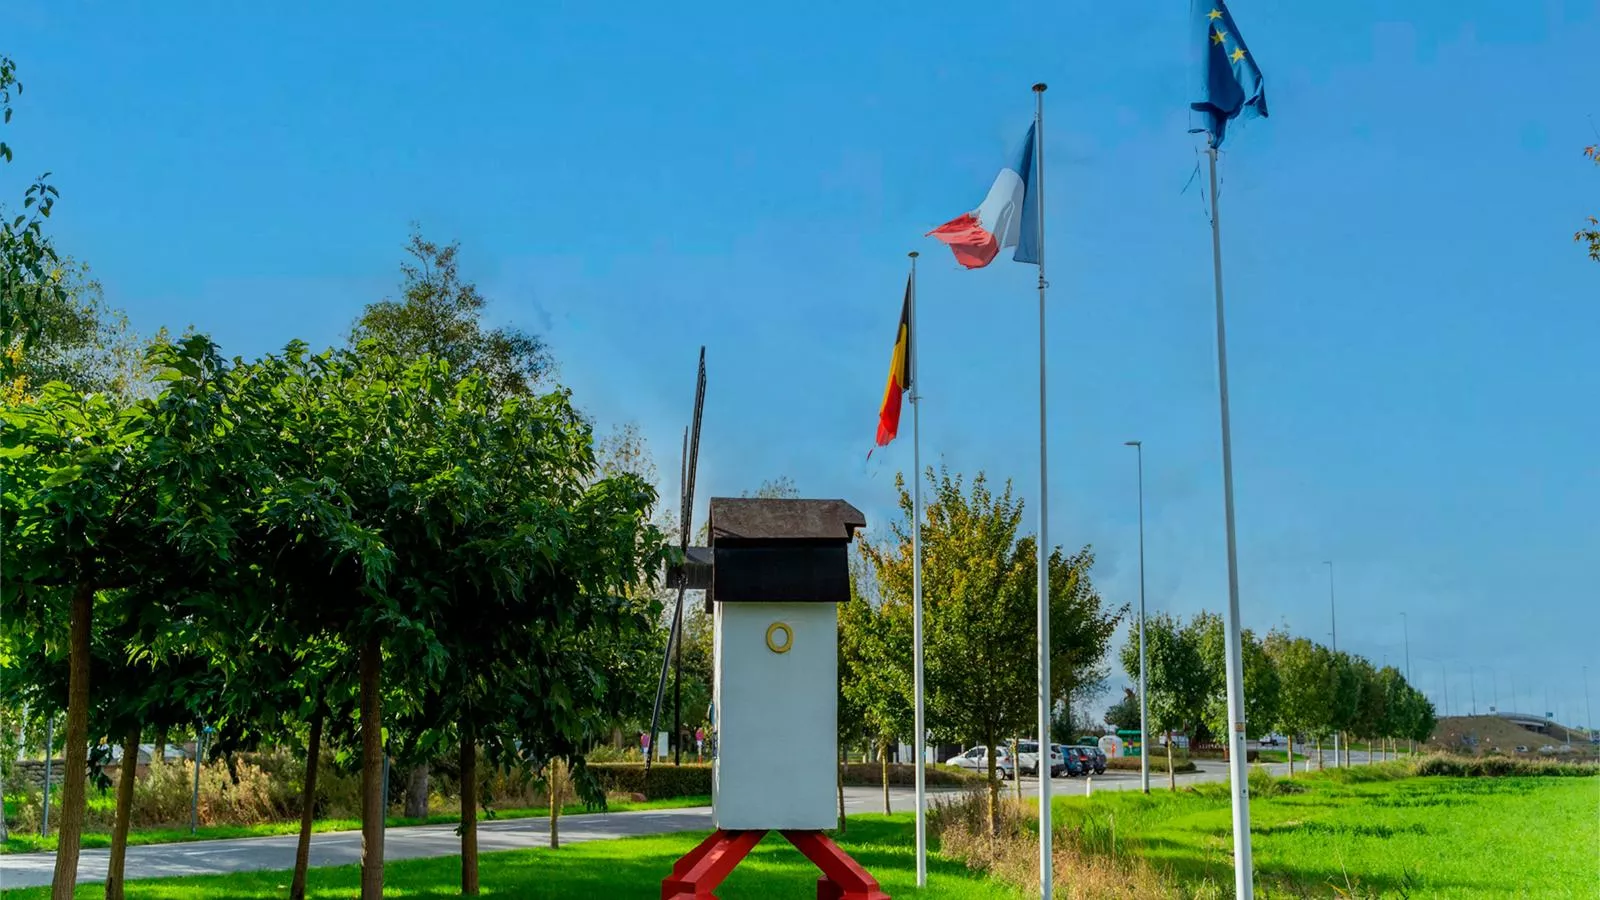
[0,816,1022,899]
[1051,768,1598,899]
[1,795,711,855]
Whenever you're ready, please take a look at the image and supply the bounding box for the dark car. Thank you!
[1064,745,1095,775]
[1050,743,1084,777]
[1079,745,1107,774]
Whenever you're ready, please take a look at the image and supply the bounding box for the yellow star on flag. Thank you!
[1231,47,1247,62]
[1212,29,1228,44]
[1207,8,1223,20]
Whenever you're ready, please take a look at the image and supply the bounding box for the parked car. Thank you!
[1080,745,1108,774]
[944,745,1016,779]
[1065,745,1097,774]
[1012,740,1064,777]
[1052,743,1085,777]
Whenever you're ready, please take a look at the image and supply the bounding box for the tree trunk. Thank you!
[547,757,561,850]
[105,725,141,900]
[1287,735,1295,777]
[50,582,95,900]
[290,711,324,900]
[1315,735,1324,771]
[879,739,890,815]
[836,745,846,834]
[460,727,479,894]
[1166,731,1176,791]
[1342,732,1350,768]
[403,764,429,819]
[984,729,999,836]
[359,636,385,900]
[1012,738,1022,803]
[154,726,168,767]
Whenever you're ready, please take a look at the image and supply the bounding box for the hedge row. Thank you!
[1411,753,1600,778]
[839,763,984,787]
[1106,756,1198,774]
[1188,748,1261,763]
[586,763,711,799]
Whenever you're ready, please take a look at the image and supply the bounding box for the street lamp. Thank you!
[1323,561,1336,651]
[1584,666,1592,741]
[1322,560,1337,765]
[1401,612,1411,683]
[1124,440,1150,795]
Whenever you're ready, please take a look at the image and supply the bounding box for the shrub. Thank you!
[1189,747,1260,762]
[838,763,983,787]
[1106,756,1196,774]
[586,762,711,799]
[1247,767,1307,798]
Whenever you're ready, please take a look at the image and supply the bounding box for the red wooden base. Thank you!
[661,828,889,900]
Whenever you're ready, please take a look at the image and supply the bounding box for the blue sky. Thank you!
[8,0,1597,728]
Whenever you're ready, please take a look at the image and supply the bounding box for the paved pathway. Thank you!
[0,753,1394,890]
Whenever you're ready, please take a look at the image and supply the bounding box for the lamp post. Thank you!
[1125,440,1150,794]
[1323,560,1337,765]
[1584,666,1592,740]
[1401,613,1411,683]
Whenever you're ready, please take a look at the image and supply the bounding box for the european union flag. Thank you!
[1190,1,1267,148]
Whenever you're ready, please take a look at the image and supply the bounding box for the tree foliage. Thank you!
[1192,612,1280,745]
[1103,687,1141,732]
[1,55,69,389]
[858,466,1116,831]
[350,230,554,396]
[1579,145,1599,262]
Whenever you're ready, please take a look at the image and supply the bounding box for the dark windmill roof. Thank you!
[708,498,866,544]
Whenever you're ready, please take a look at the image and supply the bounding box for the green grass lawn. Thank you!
[1,816,1021,899]
[1051,767,1598,898]
[1254,750,1309,763]
[1,795,709,855]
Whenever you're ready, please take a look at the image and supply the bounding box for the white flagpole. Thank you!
[1032,81,1054,900]
[1206,139,1255,900]
[908,249,929,888]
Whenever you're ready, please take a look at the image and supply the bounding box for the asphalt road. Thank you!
[0,750,1389,890]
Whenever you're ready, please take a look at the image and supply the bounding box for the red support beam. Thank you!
[660,828,889,900]
[661,829,768,900]
[781,830,890,900]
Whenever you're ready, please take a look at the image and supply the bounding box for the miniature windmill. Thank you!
[662,496,886,900]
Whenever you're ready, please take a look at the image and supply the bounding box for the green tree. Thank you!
[1103,687,1141,732]
[1,261,162,404]
[1193,613,1280,755]
[1,55,69,390]
[861,466,1114,831]
[1351,657,1387,762]
[1120,612,1207,789]
[861,468,1030,832]
[1328,650,1363,767]
[2,338,251,899]
[349,229,554,396]
[1263,631,1336,776]
[838,564,913,815]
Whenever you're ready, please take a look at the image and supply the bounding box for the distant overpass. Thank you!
[1491,711,1563,732]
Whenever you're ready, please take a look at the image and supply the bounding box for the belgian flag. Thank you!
[873,276,913,452]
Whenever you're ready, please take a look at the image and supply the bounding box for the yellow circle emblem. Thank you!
[765,622,794,654]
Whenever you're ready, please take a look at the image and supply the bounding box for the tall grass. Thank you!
[931,789,1200,898]
[1410,753,1599,778]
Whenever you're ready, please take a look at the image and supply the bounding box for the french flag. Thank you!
[926,122,1040,269]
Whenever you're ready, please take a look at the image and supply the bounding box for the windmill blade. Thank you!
[646,347,706,773]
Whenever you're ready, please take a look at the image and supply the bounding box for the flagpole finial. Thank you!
[1032,82,1047,93]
